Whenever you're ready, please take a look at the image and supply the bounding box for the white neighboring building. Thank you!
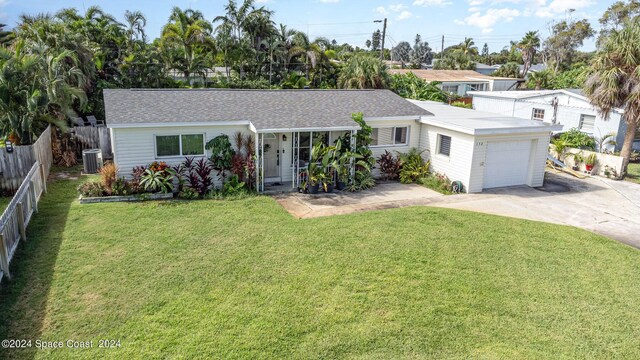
[469,89,637,151]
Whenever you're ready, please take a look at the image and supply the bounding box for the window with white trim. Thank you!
[579,114,596,132]
[371,127,409,147]
[531,108,545,121]
[437,134,451,157]
[155,134,205,157]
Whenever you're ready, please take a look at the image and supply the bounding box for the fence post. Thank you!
[40,163,47,194]
[0,234,11,280]
[16,202,26,242]
[30,181,38,214]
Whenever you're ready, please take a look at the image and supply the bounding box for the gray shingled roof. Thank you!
[103,89,432,130]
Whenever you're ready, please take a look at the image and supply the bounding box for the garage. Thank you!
[483,140,532,189]
[409,99,562,193]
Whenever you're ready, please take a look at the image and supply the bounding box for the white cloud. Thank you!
[413,0,452,6]
[374,6,390,15]
[397,10,413,20]
[468,0,485,5]
[469,6,481,11]
[389,4,408,11]
[455,8,521,33]
[533,0,594,17]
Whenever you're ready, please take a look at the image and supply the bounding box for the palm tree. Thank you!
[290,33,328,80]
[337,54,389,89]
[527,70,550,90]
[455,37,478,57]
[161,7,215,83]
[518,31,540,78]
[0,24,14,47]
[124,10,147,44]
[584,20,640,173]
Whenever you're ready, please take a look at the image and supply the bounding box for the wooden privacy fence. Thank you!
[0,161,47,281]
[0,126,53,192]
[71,126,112,159]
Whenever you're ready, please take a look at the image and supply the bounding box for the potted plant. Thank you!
[585,153,597,172]
[307,163,321,194]
[569,152,583,171]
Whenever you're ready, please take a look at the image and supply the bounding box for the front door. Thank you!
[264,136,280,180]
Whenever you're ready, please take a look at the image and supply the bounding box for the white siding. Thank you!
[111,125,252,187]
[368,119,421,177]
[472,94,626,151]
[419,124,476,192]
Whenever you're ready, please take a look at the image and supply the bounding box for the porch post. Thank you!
[292,132,299,188]
[261,133,265,192]
[255,134,260,192]
[350,130,356,181]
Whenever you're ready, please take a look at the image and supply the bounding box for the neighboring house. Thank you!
[104,89,558,193]
[518,63,547,79]
[469,89,637,151]
[388,69,521,97]
[474,62,499,76]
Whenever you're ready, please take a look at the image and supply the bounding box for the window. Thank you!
[155,134,204,157]
[371,127,409,147]
[532,108,545,121]
[437,134,451,156]
[442,85,458,94]
[467,83,487,92]
[579,114,596,132]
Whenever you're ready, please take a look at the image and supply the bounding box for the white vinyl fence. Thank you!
[0,161,47,281]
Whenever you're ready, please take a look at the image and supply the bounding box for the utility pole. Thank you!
[441,35,444,60]
[380,18,387,61]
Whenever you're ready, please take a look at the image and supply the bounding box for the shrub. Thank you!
[418,173,453,195]
[131,166,146,193]
[148,161,169,173]
[558,128,596,150]
[206,135,235,183]
[77,182,105,197]
[222,175,246,195]
[377,150,401,181]
[178,187,200,200]
[397,148,430,184]
[98,162,118,194]
[451,101,472,109]
[111,177,133,196]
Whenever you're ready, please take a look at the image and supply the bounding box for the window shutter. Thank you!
[438,135,451,156]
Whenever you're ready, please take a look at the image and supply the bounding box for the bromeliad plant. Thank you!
[140,168,176,193]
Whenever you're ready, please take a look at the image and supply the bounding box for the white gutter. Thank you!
[107,120,253,129]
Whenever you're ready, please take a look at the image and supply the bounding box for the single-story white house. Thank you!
[104,89,559,193]
[388,69,521,96]
[469,89,640,151]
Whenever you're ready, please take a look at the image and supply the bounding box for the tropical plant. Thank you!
[206,134,236,182]
[338,54,389,89]
[178,186,200,200]
[390,73,449,102]
[140,168,175,193]
[397,148,430,184]
[585,153,598,167]
[111,177,134,196]
[493,62,521,78]
[594,132,617,153]
[559,128,596,150]
[526,70,551,90]
[98,162,118,194]
[583,20,640,172]
[77,182,105,197]
[433,52,476,70]
[418,173,454,195]
[551,138,571,162]
[451,101,472,109]
[377,150,401,181]
[222,174,246,195]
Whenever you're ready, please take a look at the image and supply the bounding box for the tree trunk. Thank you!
[620,120,637,175]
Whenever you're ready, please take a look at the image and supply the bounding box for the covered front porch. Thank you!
[253,128,358,193]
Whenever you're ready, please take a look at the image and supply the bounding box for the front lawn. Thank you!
[625,162,640,183]
[2,174,640,359]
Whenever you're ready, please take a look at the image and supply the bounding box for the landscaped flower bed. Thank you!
[77,133,258,203]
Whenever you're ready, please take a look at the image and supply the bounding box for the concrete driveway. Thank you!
[275,173,640,248]
[434,172,640,248]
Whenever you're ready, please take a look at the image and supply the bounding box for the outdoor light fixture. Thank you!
[5,140,13,153]
[282,134,287,141]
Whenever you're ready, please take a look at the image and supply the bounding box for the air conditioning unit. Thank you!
[82,149,103,174]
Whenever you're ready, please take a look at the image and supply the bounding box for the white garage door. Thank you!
[483,140,532,189]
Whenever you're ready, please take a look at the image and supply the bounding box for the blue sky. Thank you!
[0,0,614,52]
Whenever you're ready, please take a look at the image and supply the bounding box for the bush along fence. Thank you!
[0,160,47,281]
[0,126,53,192]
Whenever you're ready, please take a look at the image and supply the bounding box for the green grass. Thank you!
[625,162,640,184]
[2,174,640,359]
[0,196,10,213]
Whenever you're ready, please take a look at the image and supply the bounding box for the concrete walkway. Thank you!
[274,182,446,218]
[275,173,640,248]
